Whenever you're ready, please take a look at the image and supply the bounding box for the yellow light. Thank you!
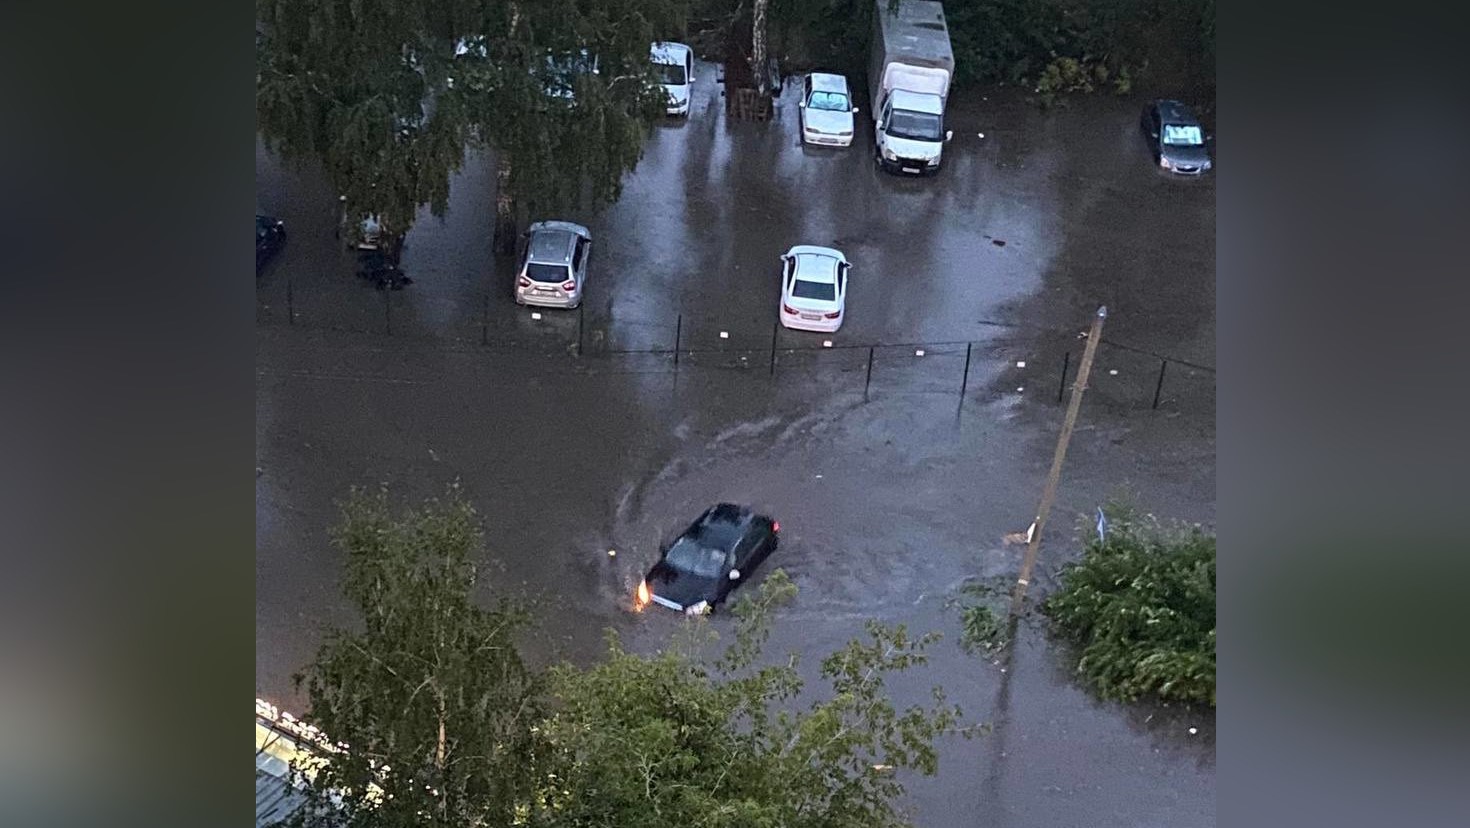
[636,580,650,607]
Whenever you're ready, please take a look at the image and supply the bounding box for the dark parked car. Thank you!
[635,504,779,615]
[1140,99,1212,175]
[256,214,286,272]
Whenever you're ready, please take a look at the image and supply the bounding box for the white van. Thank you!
[651,42,694,116]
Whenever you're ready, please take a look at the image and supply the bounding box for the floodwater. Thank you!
[257,63,1215,827]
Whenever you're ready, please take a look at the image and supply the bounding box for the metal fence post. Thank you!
[958,342,973,409]
[769,321,779,377]
[1152,358,1169,409]
[864,346,875,401]
[1057,351,1071,403]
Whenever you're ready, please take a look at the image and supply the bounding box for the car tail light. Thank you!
[517,276,532,288]
[561,280,577,292]
[772,520,780,533]
[823,310,840,319]
[782,303,798,315]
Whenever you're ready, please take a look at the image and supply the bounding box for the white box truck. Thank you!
[868,0,955,176]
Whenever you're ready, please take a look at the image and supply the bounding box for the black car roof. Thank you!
[1155,100,1199,124]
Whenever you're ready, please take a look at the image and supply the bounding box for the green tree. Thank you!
[1042,505,1216,706]
[532,570,972,828]
[280,486,542,827]
[256,0,685,252]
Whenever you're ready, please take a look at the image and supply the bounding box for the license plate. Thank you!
[801,313,821,321]
[902,166,920,174]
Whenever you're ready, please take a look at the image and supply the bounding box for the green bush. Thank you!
[1042,506,1215,706]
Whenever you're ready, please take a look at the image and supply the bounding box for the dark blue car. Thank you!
[635,504,779,615]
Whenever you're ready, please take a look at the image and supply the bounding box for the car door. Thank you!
[836,261,849,310]
[1146,108,1162,157]
[801,76,812,131]
[782,255,796,303]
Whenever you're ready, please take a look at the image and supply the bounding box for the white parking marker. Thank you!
[915,349,925,357]
[530,312,542,320]
[1109,369,1119,375]
[607,549,617,558]
[1016,360,1026,368]
[1017,386,1024,392]
[823,340,833,348]
[719,331,729,339]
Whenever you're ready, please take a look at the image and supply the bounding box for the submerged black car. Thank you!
[256,214,287,273]
[1140,99,1213,175]
[635,504,779,615]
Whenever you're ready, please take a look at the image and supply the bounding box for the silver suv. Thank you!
[515,221,591,309]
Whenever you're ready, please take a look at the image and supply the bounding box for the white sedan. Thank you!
[779,245,849,333]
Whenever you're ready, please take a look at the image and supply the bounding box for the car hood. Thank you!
[805,108,853,134]
[663,84,690,107]
[880,133,941,160]
[646,560,717,610]
[1162,143,1210,165]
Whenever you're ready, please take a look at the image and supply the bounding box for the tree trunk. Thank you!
[752,0,769,97]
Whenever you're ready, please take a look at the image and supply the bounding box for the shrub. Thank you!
[1042,506,1216,706]
[948,580,1011,656]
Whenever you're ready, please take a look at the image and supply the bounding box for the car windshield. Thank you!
[1163,123,1203,146]
[887,109,942,141]
[527,262,570,283]
[665,538,726,579]
[653,62,686,85]
[809,91,848,111]
[792,279,836,301]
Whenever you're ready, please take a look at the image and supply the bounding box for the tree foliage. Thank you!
[281,486,541,827]
[256,0,686,247]
[533,570,970,828]
[1042,505,1216,707]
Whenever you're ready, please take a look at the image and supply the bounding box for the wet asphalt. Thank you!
[257,64,1215,827]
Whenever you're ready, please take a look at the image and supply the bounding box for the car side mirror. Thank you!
[875,120,884,130]
[798,100,806,108]
[728,569,741,581]
[1206,134,1215,143]
[945,130,953,142]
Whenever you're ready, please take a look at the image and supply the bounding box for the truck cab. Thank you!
[875,88,950,174]
[868,0,955,177]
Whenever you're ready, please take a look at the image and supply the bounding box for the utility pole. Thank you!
[1010,306,1107,616]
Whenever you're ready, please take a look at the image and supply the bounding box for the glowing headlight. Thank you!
[1160,156,1173,169]
[882,147,898,162]
[686,600,710,616]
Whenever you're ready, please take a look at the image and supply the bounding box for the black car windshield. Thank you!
[808,91,848,111]
[665,538,727,579]
[1162,123,1204,146]
[887,109,942,142]
[527,263,570,283]
[653,63,686,85]
[792,279,836,301]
